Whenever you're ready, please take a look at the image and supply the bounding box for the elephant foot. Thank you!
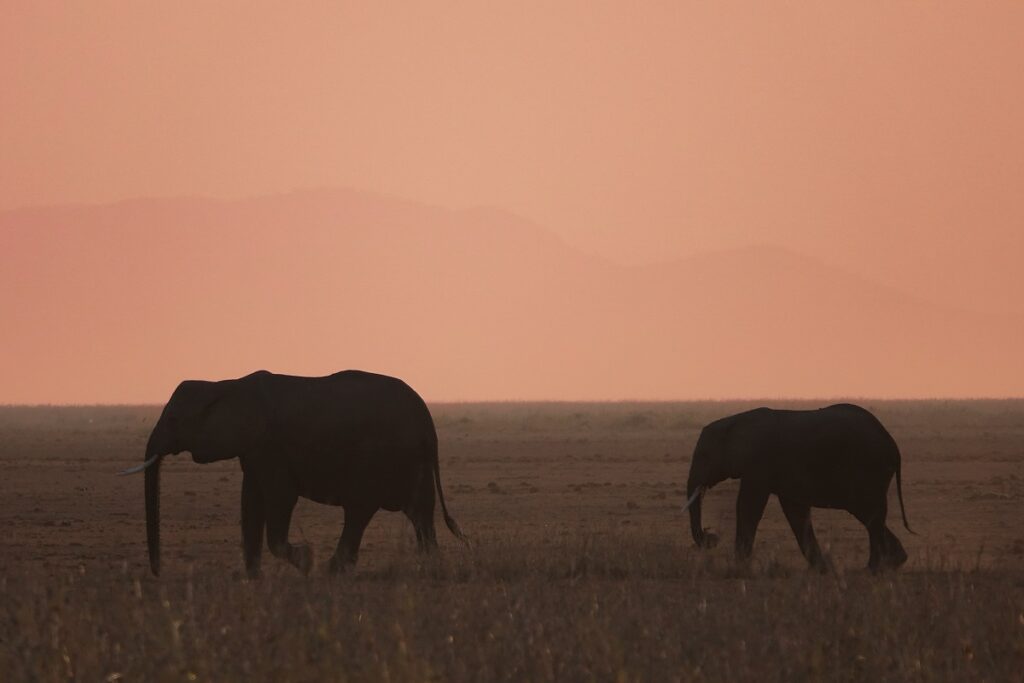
[291,544,314,575]
[327,554,355,576]
[415,538,439,555]
[871,555,907,574]
[697,530,720,550]
[867,560,893,574]
[868,549,907,574]
[809,554,833,575]
[245,564,261,580]
[888,545,908,569]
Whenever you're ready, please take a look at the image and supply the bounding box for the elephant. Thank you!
[683,403,912,572]
[120,370,466,577]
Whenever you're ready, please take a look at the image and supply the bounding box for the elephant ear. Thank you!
[190,383,267,463]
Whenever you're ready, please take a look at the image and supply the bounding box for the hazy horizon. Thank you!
[3,189,1022,404]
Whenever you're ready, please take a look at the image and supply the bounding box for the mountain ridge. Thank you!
[1,190,1020,403]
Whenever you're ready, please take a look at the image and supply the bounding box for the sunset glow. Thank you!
[2,3,1022,403]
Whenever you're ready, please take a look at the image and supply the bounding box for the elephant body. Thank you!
[138,370,464,577]
[686,403,910,572]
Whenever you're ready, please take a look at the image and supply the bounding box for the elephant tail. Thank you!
[895,448,915,535]
[430,436,469,546]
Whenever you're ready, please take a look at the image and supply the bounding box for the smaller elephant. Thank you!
[684,403,912,572]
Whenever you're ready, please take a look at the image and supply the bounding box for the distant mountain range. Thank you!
[2,189,1021,403]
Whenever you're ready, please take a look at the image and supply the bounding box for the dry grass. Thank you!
[1,401,1023,681]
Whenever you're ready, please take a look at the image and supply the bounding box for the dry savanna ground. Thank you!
[1,401,1022,681]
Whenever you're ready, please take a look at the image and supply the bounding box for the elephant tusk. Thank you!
[117,454,161,476]
[682,486,705,512]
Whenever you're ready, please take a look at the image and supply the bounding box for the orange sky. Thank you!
[2,3,1023,402]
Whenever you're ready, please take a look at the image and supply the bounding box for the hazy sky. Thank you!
[4,4,1023,281]
[2,3,1023,401]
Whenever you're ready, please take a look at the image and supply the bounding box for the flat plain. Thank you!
[1,400,1022,681]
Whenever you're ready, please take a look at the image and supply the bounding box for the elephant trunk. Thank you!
[687,484,707,546]
[144,446,162,576]
[686,469,718,549]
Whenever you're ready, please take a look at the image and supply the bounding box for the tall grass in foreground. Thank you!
[2,530,1021,682]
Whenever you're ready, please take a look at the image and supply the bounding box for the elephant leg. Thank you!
[264,487,312,575]
[779,497,828,572]
[735,482,770,562]
[329,504,377,574]
[404,464,438,553]
[878,525,908,570]
[854,496,905,573]
[404,508,438,554]
[240,473,265,578]
[864,519,887,573]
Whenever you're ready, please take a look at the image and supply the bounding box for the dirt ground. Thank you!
[3,400,1022,575]
[1,400,1022,680]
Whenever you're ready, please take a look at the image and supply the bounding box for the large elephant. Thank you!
[121,370,466,577]
[684,403,911,572]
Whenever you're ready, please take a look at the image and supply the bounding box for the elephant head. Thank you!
[684,428,735,550]
[120,377,266,575]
